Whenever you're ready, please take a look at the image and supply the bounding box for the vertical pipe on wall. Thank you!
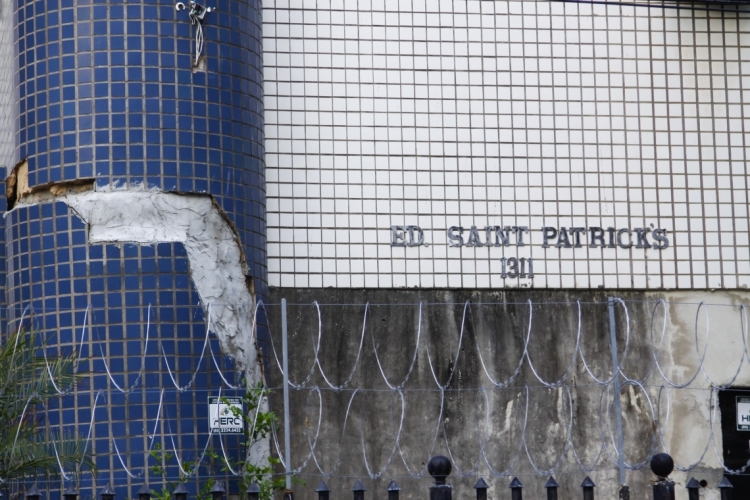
[608,297,626,486]
[281,298,292,492]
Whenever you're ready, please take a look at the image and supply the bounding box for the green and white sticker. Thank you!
[737,396,750,431]
[209,397,243,434]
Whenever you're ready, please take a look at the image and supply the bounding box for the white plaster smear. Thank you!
[59,190,271,468]
[61,190,260,379]
[57,189,270,469]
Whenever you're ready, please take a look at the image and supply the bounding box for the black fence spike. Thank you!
[718,476,733,500]
[352,479,366,500]
[581,476,595,500]
[718,477,734,488]
[545,477,558,500]
[387,480,400,500]
[173,483,188,500]
[247,483,261,500]
[509,477,522,500]
[99,484,115,500]
[473,478,488,500]
[473,478,488,490]
[352,480,366,492]
[686,478,700,500]
[210,481,225,500]
[63,485,78,500]
[316,481,330,500]
[26,484,41,500]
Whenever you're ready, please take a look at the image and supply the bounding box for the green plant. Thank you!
[221,383,291,500]
[0,327,94,481]
[148,442,216,500]
[149,382,299,500]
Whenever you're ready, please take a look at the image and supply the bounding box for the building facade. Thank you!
[1,0,750,499]
[261,1,750,499]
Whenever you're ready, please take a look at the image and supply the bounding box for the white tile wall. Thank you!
[263,0,750,289]
[0,0,14,172]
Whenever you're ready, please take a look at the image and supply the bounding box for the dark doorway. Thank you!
[719,389,750,493]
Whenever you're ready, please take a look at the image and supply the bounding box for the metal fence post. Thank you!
[26,484,41,500]
[210,481,226,500]
[100,484,115,500]
[387,480,400,500]
[173,483,188,500]
[316,481,330,500]
[428,456,452,500]
[619,485,629,500]
[608,297,626,489]
[352,479,366,500]
[63,485,78,500]
[581,477,595,500]
[281,297,293,500]
[650,453,675,500]
[509,478,522,500]
[545,477,558,500]
[248,483,261,500]
[473,478,487,500]
[137,485,150,500]
[685,478,699,500]
[718,477,733,500]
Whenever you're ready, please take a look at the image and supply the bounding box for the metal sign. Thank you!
[208,397,243,434]
[390,225,670,249]
[737,396,750,430]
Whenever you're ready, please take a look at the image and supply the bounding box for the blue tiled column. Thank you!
[9,0,265,495]
[6,202,245,496]
[13,0,265,294]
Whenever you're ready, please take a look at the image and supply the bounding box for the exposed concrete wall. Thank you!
[267,288,750,500]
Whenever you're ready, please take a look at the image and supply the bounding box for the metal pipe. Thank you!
[619,486,629,500]
[281,298,292,491]
[608,297,626,487]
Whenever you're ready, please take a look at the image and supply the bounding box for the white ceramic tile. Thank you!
[263,0,750,289]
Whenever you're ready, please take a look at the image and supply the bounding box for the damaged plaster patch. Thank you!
[6,160,30,209]
[6,159,95,209]
[60,190,261,381]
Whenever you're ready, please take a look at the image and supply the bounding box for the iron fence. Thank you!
[11,453,738,500]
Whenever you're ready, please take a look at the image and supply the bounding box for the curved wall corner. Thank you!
[7,0,267,495]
